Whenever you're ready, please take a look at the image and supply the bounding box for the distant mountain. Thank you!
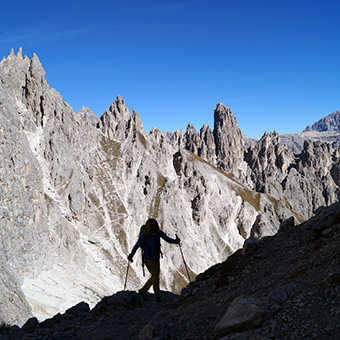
[305,110,340,133]
[280,111,340,153]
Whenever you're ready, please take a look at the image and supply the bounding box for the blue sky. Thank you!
[1,0,340,139]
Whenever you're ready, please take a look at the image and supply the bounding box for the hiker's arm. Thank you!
[159,230,180,244]
[130,233,146,258]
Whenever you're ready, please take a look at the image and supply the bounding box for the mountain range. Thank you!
[0,48,340,332]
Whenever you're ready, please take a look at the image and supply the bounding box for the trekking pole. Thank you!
[176,234,191,283]
[124,261,130,291]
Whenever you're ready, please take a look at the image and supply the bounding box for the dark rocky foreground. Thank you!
[1,202,340,340]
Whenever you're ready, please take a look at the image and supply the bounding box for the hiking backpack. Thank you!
[138,225,163,276]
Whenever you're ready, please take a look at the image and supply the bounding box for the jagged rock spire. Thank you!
[97,95,144,141]
[213,102,244,172]
[17,47,23,59]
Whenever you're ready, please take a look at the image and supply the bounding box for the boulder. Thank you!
[214,297,270,337]
[267,284,298,304]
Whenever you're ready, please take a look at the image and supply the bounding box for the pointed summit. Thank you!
[29,53,46,79]
[97,95,144,141]
[213,103,244,172]
[17,47,23,60]
[306,110,340,133]
[8,48,15,58]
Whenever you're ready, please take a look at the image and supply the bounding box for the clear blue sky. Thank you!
[1,0,340,139]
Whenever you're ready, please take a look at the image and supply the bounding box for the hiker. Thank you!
[127,218,180,300]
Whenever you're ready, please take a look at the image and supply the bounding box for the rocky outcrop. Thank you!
[199,123,216,164]
[0,48,121,325]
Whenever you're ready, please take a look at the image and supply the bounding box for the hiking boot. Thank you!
[138,289,148,300]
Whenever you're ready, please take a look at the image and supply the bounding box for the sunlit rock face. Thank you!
[1,48,338,327]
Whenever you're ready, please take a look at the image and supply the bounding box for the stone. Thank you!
[304,201,340,234]
[214,297,270,337]
[268,284,298,304]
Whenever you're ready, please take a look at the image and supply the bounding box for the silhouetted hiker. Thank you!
[128,218,180,300]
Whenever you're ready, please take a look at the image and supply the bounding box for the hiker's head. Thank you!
[145,218,159,236]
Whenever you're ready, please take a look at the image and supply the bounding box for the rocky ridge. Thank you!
[1,201,339,340]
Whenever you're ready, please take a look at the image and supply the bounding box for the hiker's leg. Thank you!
[141,261,153,292]
[142,276,153,292]
[153,260,160,298]
[143,260,160,298]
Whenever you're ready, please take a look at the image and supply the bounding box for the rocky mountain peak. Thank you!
[29,53,46,79]
[171,104,245,173]
[214,102,236,127]
[78,107,99,126]
[97,95,144,141]
[259,130,280,144]
[244,130,292,193]
[298,139,334,171]
[1,48,45,78]
[213,102,244,172]
[305,110,340,133]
